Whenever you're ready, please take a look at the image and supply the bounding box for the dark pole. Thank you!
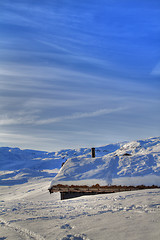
[91,148,95,158]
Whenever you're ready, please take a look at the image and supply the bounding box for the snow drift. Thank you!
[50,137,160,187]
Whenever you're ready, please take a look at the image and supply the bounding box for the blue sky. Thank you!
[0,0,160,151]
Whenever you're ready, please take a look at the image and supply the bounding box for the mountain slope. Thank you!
[50,137,160,187]
[0,142,122,185]
[1,136,160,187]
[0,148,62,185]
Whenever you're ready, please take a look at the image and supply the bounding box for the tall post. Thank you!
[91,148,95,158]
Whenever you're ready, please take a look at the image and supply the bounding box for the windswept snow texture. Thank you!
[0,147,64,185]
[0,142,121,186]
[51,137,160,187]
[1,137,160,187]
[0,179,160,240]
[0,137,160,239]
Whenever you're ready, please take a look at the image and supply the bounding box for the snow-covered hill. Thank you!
[50,137,160,187]
[0,147,62,185]
[0,137,160,240]
[0,141,122,185]
[1,136,160,187]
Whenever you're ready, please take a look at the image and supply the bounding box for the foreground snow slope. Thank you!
[51,137,160,187]
[0,179,160,240]
[0,137,160,240]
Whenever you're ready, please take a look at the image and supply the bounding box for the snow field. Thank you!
[0,137,160,239]
[0,178,160,240]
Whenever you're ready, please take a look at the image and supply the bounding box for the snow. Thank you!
[0,178,160,239]
[0,141,122,186]
[50,137,160,187]
[0,147,65,186]
[0,136,160,239]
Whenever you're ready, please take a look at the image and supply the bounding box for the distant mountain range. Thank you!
[0,136,160,187]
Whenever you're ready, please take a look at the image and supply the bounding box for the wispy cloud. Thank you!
[33,107,126,125]
[0,62,110,83]
[38,40,72,54]
[0,1,159,151]
[0,107,126,126]
[0,63,74,79]
[0,111,39,126]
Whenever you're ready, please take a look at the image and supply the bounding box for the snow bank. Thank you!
[50,136,160,187]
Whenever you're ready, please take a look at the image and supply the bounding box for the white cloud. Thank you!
[0,115,36,126]
[36,107,126,125]
[0,107,126,126]
[0,109,40,126]
[38,40,72,54]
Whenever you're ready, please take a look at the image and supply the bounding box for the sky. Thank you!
[0,0,160,152]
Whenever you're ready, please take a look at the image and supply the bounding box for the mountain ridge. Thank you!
[50,136,160,187]
[0,136,160,187]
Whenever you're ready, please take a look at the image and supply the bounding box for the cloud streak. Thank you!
[0,107,126,126]
[0,1,160,151]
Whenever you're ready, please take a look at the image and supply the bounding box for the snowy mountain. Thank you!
[0,137,160,240]
[0,147,62,185]
[1,137,160,187]
[50,136,160,187]
[0,142,122,185]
